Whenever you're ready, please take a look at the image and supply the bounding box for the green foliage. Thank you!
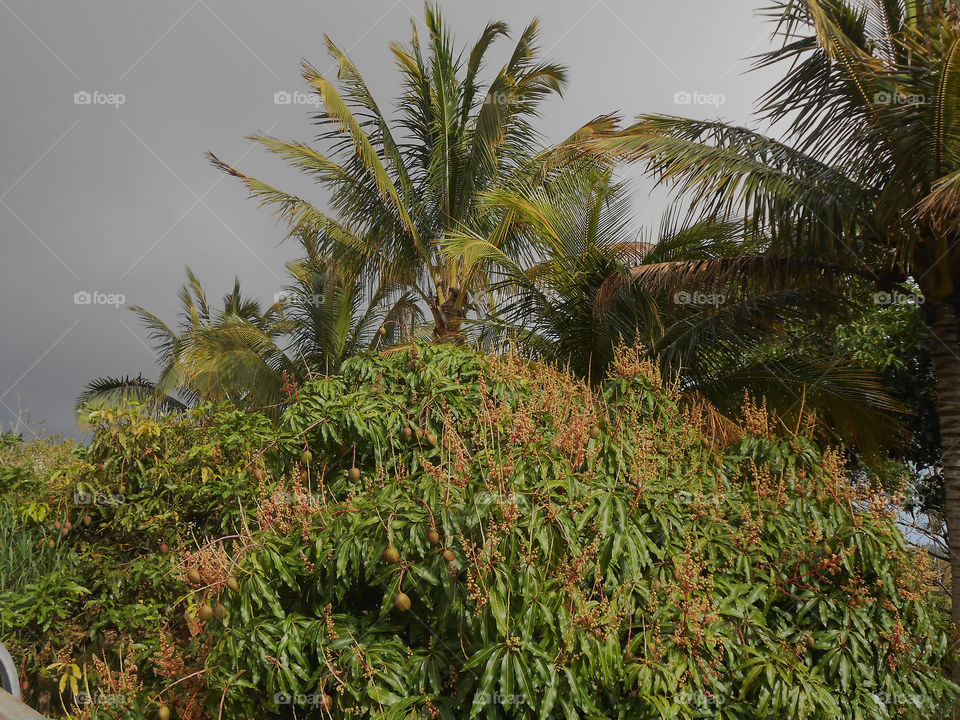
[598,0,960,470]
[466,167,905,461]
[836,299,942,488]
[3,346,955,719]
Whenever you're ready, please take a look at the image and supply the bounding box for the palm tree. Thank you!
[207,3,613,341]
[460,167,905,455]
[280,251,422,375]
[78,260,403,414]
[593,0,960,646]
[478,171,658,385]
[78,268,286,412]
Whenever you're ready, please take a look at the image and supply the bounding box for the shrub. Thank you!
[1,345,954,719]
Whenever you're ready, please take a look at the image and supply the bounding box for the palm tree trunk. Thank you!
[432,284,468,342]
[929,300,960,683]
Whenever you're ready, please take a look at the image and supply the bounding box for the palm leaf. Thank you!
[76,375,186,414]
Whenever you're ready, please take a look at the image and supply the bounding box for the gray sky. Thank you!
[0,0,779,439]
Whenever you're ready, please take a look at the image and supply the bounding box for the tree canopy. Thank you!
[7,345,955,718]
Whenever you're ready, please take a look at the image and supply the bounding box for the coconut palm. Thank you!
[593,0,960,640]
[208,3,614,341]
[280,252,422,375]
[77,268,287,412]
[78,259,405,414]
[459,167,905,455]
[473,171,659,384]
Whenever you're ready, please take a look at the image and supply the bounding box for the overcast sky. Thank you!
[0,0,779,439]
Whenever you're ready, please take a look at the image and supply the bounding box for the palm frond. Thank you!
[76,375,186,414]
[691,355,908,461]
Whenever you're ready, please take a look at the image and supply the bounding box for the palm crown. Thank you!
[209,5,613,340]
[77,261,400,413]
[468,166,904,454]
